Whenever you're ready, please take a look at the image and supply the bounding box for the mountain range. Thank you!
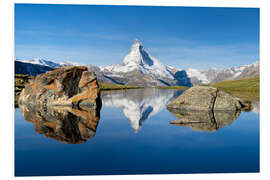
[15,39,259,86]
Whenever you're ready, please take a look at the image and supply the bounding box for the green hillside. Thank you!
[210,76,259,101]
[156,85,189,90]
[98,82,142,91]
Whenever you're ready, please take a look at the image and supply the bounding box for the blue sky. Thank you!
[15,4,259,70]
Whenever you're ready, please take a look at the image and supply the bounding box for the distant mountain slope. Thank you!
[16,58,61,68]
[15,61,54,76]
[186,61,259,84]
[235,61,259,79]
[15,58,84,67]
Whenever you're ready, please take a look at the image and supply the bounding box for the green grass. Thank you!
[98,82,142,91]
[210,76,260,101]
[155,85,189,90]
[211,76,259,92]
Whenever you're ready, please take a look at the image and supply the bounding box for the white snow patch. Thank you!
[186,68,209,84]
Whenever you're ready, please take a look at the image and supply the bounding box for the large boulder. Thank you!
[167,86,246,111]
[18,66,101,108]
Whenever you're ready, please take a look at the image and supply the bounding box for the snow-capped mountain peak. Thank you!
[123,39,161,68]
[101,39,175,81]
[59,60,83,67]
[123,39,150,66]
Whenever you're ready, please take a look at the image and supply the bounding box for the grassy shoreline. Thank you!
[155,86,189,90]
[98,82,143,91]
[209,76,259,101]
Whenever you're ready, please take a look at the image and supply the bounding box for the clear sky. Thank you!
[15,4,259,70]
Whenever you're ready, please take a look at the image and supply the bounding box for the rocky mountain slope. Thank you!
[15,58,83,76]
[15,61,54,76]
[186,61,259,84]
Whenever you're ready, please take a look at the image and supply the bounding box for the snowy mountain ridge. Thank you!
[15,58,83,68]
[15,39,259,86]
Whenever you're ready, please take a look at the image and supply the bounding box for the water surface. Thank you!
[15,88,259,176]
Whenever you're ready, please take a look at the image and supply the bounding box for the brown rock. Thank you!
[18,66,101,108]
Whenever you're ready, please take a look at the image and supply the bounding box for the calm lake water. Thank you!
[15,88,259,176]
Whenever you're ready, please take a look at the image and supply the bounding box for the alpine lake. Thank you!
[15,88,259,176]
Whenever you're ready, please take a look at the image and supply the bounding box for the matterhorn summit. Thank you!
[100,39,178,86]
[123,39,154,66]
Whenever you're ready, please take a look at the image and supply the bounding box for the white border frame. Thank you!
[1,0,269,180]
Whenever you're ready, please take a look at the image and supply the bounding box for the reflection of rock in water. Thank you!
[101,88,183,132]
[168,109,240,132]
[19,105,100,144]
[251,101,260,114]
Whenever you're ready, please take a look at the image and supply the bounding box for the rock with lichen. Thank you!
[167,86,247,111]
[18,66,101,108]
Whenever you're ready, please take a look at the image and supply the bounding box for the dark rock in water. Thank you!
[168,108,240,132]
[18,66,101,109]
[19,104,101,144]
[167,86,247,111]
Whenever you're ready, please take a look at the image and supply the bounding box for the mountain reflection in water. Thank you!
[101,88,183,132]
[19,104,100,144]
